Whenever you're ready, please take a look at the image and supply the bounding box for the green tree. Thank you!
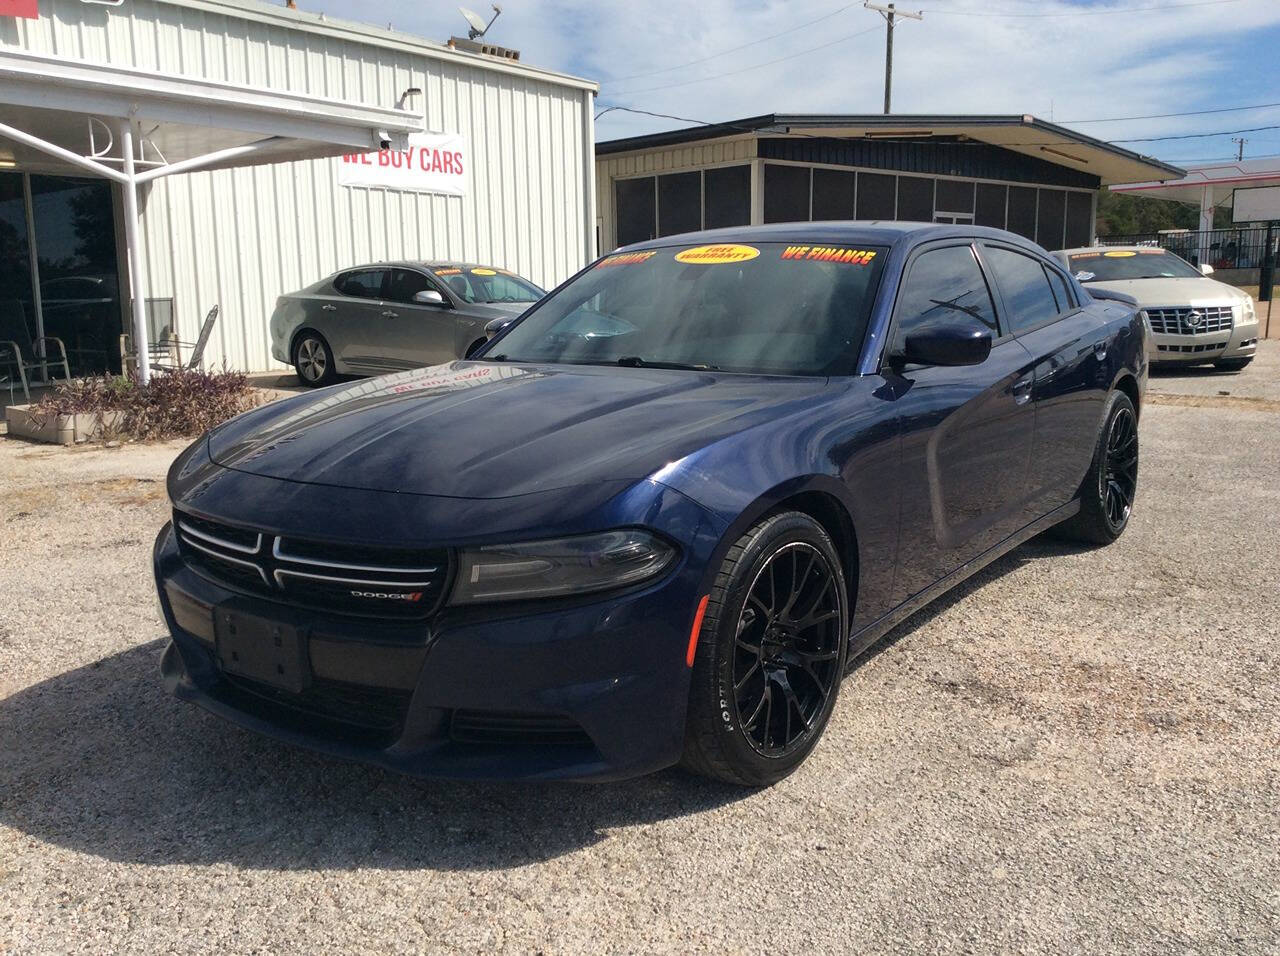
[1096,189,1199,237]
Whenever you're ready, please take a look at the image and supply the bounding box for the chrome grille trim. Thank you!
[1145,305,1234,336]
[274,568,441,589]
[178,533,271,586]
[176,519,262,555]
[271,538,440,575]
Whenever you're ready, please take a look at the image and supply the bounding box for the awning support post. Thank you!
[119,117,151,385]
[1197,185,1214,267]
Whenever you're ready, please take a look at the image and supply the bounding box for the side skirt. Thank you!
[844,498,1081,669]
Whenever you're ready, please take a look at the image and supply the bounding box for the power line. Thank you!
[602,4,858,83]
[606,26,881,96]
[1060,100,1280,124]
[1112,124,1280,142]
[926,0,1247,17]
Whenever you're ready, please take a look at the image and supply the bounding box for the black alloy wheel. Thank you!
[1055,389,1139,545]
[683,511,849,786]
[1102,403,1138,532]
[733,542,843,757]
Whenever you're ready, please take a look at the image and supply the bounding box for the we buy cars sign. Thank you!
[338,133,467,197]
[1,0,38,18]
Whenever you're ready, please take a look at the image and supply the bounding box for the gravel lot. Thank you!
[2,347,1278,953]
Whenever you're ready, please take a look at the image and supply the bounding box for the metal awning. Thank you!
[0,49,424,381]
[596,113,1185,188]
[1109,157,1280,207]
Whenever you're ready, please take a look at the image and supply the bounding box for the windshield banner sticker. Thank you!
[780,246,877,265]
[471,268,497,275]
[1103,251,1136,258]
[596,251,659,268]
[674,244,761,265]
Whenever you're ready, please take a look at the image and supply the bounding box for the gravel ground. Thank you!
[1,360,1278,953]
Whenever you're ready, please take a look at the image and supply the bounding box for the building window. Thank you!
[1036,189,1066,250]
[1065,191,1093,247]
[975,183,1007,229]
[615,177,656,247]
[764,164,810,223]
[1006,186,1037,241]
[856,172,896,219]
[812,168,855,221]
[896,175,934,222]
[935,179,975,217]
[704,165,750,229]
[658,171,701,237]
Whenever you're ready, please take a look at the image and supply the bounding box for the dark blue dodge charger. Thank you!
[155,223,1146,786]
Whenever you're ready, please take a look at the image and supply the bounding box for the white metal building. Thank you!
[0,0,596,377]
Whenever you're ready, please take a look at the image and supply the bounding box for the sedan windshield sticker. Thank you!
[471,267,497,275]
[780,246,877,265]
[1103,251,1137,258]
[434,267,462,275]
[674,244,761,265]
[595,251,659,268]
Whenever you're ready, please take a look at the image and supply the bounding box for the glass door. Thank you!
[29,175,123,376]
[0,172,37,373]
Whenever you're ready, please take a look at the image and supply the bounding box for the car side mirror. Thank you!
[484,316,516,340]
[1199,263,1215,276]
[893,320,993,368]
[413,289,447,306]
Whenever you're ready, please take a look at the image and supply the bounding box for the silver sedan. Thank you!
[269,261,543,386]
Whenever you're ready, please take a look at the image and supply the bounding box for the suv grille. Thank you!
[174,511,451,618]
[1145,305,1233,335]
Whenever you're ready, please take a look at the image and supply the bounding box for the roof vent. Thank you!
[447,36,521,60]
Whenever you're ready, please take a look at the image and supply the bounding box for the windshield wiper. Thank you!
[616,356,718,371]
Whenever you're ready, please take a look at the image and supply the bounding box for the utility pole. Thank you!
[864,2,922,114]
[1232,137,1247,161]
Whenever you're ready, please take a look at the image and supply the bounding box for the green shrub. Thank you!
[31,368,259,441]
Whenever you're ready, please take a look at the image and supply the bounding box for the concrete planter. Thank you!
[4,404,127,445]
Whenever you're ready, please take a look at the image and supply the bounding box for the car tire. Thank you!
[293,332,336,387]
[1055,390,1138,546]
[1214,358,1252,372]
[682,511,849,787]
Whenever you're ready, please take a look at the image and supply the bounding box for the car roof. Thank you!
[1057,246,1166,256]
[618,221,1046,254]
[333,261,525,275]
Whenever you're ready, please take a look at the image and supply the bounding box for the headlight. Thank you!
[1241,297,1256,322]
[449,529,677,604]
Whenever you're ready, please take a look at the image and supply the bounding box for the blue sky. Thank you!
[310,0,1280,167]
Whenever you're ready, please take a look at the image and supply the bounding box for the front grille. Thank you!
[1146,305,1234,335]
[174,511,451,618]
[220,674,412,746]
[450,709,594,747]
[1159,343,1228,354]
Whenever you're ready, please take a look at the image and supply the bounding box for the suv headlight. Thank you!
[450,529,677,604]
[1241,297,1256,322]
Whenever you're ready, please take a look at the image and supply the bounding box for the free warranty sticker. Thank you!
[674,244,761,264]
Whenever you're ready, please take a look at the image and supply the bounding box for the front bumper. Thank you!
[1150,318,1260,365]
[154,509,714,782]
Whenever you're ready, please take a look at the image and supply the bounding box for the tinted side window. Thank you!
[983,247,1061,332]
[893,244,998,348]
[387,269,439,304]
[335,270,385,299]
[1045,267,1074,312]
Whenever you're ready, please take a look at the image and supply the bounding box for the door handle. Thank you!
[381,310,399,318]
[1012,375,1033,405]
[321,304,337,312]
[1093,340,1108,361]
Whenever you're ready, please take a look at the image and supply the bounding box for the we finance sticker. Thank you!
[595,250,658,268]
[780,246,877,265]
[673,244,760,265]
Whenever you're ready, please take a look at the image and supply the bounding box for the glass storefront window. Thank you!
[0,172,36,363]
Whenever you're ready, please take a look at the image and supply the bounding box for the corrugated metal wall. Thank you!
[4,0,593,371]
[596,139,756,252]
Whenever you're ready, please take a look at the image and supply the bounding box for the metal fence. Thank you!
[1097,227,1276,270]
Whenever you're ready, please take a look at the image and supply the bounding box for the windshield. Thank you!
[485,241,888,376]
[432,266,544,304]
[1068,249,1204,282]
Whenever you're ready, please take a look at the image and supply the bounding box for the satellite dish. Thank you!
[459,4,502,40]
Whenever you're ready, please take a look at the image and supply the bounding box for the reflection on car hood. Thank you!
[208,362,830,498]
[1085,276,1248,306]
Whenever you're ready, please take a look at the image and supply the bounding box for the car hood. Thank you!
[1083,276,1248,306]
[208,362,831,498]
